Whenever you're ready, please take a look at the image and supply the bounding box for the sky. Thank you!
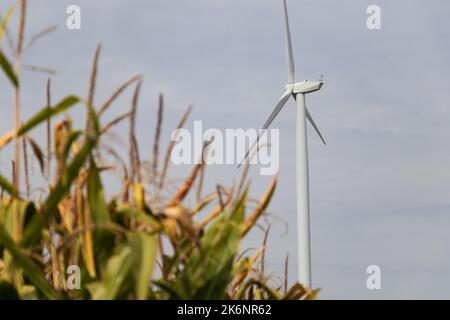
[1,0,450,299]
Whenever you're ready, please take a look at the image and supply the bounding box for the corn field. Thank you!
[0,1,318,300]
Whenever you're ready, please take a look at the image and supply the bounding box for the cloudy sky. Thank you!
[1,0,450,299]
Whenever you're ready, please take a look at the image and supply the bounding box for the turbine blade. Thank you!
[262,89,292,130]
[283,0,295,84]
[305,107,326,145]
[238,89,293,168]
[237,136,259,169]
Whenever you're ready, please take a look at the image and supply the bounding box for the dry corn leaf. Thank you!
[241,174,278,236]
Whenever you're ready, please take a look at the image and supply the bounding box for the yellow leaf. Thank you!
[0,2,16,43]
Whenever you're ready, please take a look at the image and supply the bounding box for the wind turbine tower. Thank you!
[241,0,326,288]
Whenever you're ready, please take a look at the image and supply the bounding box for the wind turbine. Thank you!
[240,0,325,289]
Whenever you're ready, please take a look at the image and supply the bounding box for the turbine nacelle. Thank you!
[292,80,323,94]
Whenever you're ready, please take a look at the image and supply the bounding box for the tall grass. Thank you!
[0,4,318,300]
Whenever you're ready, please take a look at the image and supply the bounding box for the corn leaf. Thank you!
[81,205,97,279]
[87,159,110,223]
[17,96,80,136]
[167,202,244,299]
[0,96,80,149]
[24,136,45,176]
[0,199,25,239]
[283,283,308,300]
[90,245,132,300]
[0,2,16,42]
[0,224,59,299]
[42,137,96,220]
[0,48,17,87]
[0,281,20,300]
[114,204,161,231]
[241,176,277,237]
[20,202,44,248]
[0,174,18,198]
[130,232,158,300]
[62,130,82,161]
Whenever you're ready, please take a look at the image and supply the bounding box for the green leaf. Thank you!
[42,136,96,221]
[0,174,18,198]
[230,189,247,224]
[130,232,158,300]
[89,245,132,300]
[87,159,110,223]
[0,200,8,226]
[20,202,44,248]
[0,199,26,239]
[168,209,244,299]
[0,48,17,87]
[62,130,82,161]
[0,281,20,300]
[115,204,160,229]
[0,224,59,299]
[153,280,183,299]
[86,102,100,137]
[17,96,80,136]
